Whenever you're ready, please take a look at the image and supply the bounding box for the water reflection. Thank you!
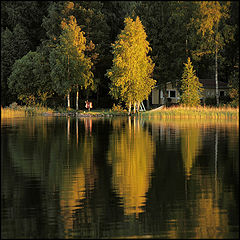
[180,126,202,179]
[1,116,239,239]
[145,118,239,238]
[108,117,155,217]
[84,118,92,136]
[59,134,97,236]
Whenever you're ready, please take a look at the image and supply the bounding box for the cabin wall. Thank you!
[151,82,229,106]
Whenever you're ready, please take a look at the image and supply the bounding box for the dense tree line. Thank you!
[1,1,239,108]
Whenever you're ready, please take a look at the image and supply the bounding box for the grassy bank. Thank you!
[1,105,238,120]
[142,105,239,120]
[1,105,54,119]
[1,105,128,119]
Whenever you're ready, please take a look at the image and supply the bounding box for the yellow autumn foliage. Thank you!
[181,127,202,179]
[106,16,156,112]
[108,118,155,217]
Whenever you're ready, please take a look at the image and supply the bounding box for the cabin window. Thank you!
[220,91,225,97]
[170,90,176,98]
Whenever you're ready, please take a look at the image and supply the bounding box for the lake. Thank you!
[1,115,239,239]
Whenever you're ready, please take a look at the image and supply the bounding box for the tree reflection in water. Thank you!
[180,126,202,179]
[108,117,155,217]
[60,117,97,236]
[2,117,239,239]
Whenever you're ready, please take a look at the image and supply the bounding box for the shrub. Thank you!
[111,103,126,112]
[9,102,19,110]
[205,97,217,106]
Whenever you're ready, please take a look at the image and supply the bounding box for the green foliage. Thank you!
[1,1,239,110]
[49,16,94,97]
[190,1,236,91]
[101,1,140,43]
[135,2,196,85]
[7,51,52,106]
[228,69,239,107]
[106,16,156,112]
[191,1,234,57]
[42,1,111,106]
[111,103,126,113]
[1,25,32,105]
[180,58,203,107]
[205,97,217,106]
[1,1,48,46]
[1,1,49,106]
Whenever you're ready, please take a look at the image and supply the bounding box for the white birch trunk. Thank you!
[76,86,79,110]
[128,101,131,115]
[215,45,219,106]
[67,54,71,110]
[67,92,70,109]
[137,101,140,113]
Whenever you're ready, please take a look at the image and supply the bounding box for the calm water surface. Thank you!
[1,116,239,239]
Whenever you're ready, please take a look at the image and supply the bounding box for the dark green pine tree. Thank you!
[180,57,203,107]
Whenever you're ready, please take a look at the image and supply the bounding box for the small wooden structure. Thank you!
[150,79,229,106]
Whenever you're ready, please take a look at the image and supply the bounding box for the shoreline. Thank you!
[1,105,239,120]
[41,111,128,118]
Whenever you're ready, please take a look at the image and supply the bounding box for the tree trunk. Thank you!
[133,102,136,114]
[215,44,219,107]
[128,101,131,115]
[137,101,140,113]
[67,54,71,110]
[67,92,70,110]
[76,85,79,110]
[147,98,150,110]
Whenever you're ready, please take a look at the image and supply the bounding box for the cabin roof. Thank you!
[153,79,228,90]
[199,79,228,89]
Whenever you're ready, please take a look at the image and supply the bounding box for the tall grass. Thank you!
[2,104,238,120]
[1,106,26,119]
[1,105,54,119]
[142,105,239,120]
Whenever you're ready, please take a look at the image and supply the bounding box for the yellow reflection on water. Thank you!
[60,166,86,234]
[59,132,97,235]
[144,118,239,129]
[166,171,231,239]
[146,118,238,180]
[144,118,238,239]
[181,127,202,179]
[108,117,155,217]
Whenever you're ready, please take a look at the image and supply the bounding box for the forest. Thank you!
[1,1,239,109]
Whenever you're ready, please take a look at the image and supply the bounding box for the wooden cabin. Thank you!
[150,79,229,106]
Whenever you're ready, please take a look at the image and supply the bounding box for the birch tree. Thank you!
[50,16,93,110]
[192,1,234,106]
[106,16,155,114]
